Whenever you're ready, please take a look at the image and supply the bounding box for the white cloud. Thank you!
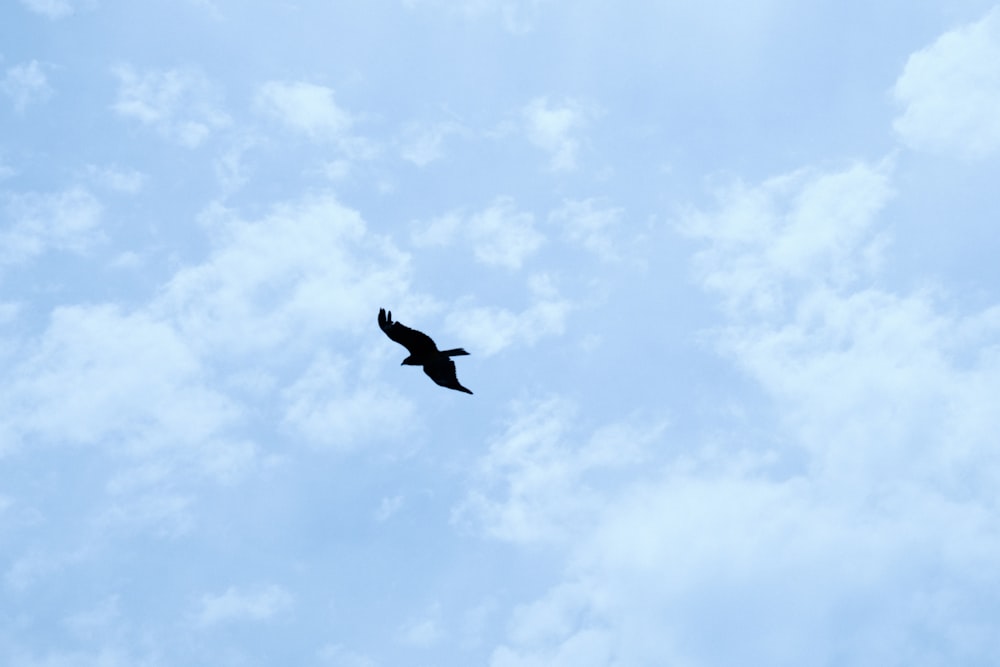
[400,121,464,166]
[2,61,53,112]
[400,614,444,648]
[17,0,81,19]
[410,211,462,247]
[445,274,571,355]
[255,80,353,140]
[159,195,409,357]
[95,492,196,539]
[411,197,544,270]
[468,198,544,268]
[5,647,146,667]
[522,97,592,171]
[111,64,229,148]
[195,584,293,626]
[318,644,378,667]
[1,186,103,265]
[475,160,1000,665]
[455,397,662,545]
[282,351,417,452]
[0,304,239,454]
[548,198,623,259]
[892,7,1000,158]
[681,160,894,317]
[374,494,404,522]
[402,0,548,33]
[84,165,146,193]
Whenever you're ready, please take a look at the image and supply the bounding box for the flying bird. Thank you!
[378,308,473,394]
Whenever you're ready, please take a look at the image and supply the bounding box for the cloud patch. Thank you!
[17,0,84,19]
[255,80,353,141]
[474,159,1000,665]
[444,274,571,356]
[112,64,229,147]
[681,160,893,317]
[892,7,1000,158]
[522,97,593,171]
[2,60,53,111]
[195,584,293,626]
[411,197,544,270]
[1,186,103,266]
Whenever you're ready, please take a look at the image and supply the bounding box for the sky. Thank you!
[1,0,1000,665]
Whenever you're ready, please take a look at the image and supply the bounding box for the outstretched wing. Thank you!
[423,357,473,394]
[378,308,439,357]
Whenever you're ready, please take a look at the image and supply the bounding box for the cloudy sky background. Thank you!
[2,1,1000,665]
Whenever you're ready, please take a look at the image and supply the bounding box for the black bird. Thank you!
[378,308,473,394]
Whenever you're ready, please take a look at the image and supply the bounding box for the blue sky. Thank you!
[2,1,1000,665]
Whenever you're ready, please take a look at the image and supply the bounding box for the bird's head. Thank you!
[401,355,419,366]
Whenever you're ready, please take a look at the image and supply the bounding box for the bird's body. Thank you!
[378,308,473,394]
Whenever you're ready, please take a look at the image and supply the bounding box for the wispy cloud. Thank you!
[681,160,894,317]
[549,198,624,260]
[444,274,571,355]
[17,0,81,19]
[255,80,353,141]
[2,61,53,112]
[282,351,417,452]
[111,64,230,147]
[195,584,293,626]
[483,157,1000,665]
[892,7,1000,158]
[411,197,544,270]
[159,194,410,356]
[84,165,146,193]
[1,186,103,266]
[402,0,548,33]
[455,397,661,544]
[522,97,594,171]
[399,120,465,166]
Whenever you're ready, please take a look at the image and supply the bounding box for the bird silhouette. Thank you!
[378,308,473,394]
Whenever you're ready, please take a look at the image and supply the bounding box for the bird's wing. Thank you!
[423,357,473,394]
[378,308,439,356]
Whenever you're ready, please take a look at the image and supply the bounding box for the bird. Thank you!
[378,308,473,394]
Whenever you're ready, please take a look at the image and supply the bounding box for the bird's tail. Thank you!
[441,348,469,357]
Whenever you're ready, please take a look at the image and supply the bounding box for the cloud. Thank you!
[548,198,624,259]
[411,197,544,270]
[1,186,103,266]
[17,0,81,19]
[159,195,410,357]
[522,97,592,171]
[318,644,378,667]
[400,121,464,166]
[474,160,1000,665]
[255,80,353,141]
[374,494,404,522]
[455,397,662,545]
[195,584,293,626]
[467,198,544,268]
[681,160,894,317]
[84,165,146,193]
[402,0,548,33]
[892,7,1000,158]
[111,64,229,147]
[399,606,445,647]
[281,351,417,452]
[444,274,571,356]
[1,61,53,112]
[0,304,240,455]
